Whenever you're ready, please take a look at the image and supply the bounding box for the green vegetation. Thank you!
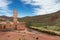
[18,19,25,22]
[31,22,47,27]
[30,26,60,36]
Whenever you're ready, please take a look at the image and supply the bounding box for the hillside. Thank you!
[0,16,20,21]
[20,10,60,26]
[0,16,13,21]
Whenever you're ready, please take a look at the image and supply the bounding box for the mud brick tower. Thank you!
[13,9,26,30]
[13,9,18,25]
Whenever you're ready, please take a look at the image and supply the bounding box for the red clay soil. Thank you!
[0,31,60,40]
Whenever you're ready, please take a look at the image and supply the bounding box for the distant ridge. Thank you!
[0,16,13,21]
[21,10,60,26]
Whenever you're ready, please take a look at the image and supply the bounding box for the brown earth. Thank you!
[0,31,60,40]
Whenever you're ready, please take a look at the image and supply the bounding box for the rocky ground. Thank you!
[0,30,60,40]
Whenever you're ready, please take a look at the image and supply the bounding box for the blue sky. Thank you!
[0,0,60,17]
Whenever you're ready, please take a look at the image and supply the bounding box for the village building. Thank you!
[0,9,26,31]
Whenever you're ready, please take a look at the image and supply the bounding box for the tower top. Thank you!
[13,8,17,13]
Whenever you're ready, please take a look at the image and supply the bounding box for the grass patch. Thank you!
[30,26,60,36]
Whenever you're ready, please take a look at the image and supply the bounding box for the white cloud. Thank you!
[21,0,60,15]
[0,0,12,17]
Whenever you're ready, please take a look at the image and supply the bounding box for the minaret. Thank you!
[13,9,18,24]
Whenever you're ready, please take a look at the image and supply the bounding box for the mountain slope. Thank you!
[21,10,60,26]
[0,16,13,21]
